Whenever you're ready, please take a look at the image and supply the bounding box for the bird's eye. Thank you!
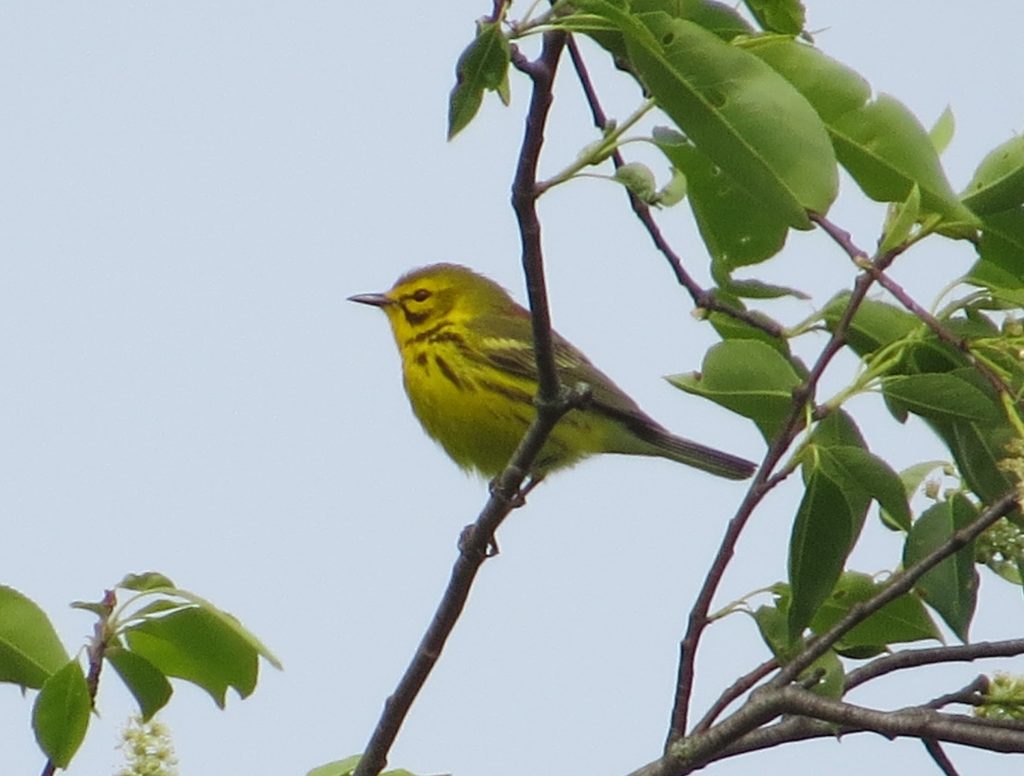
[411,288,432,302]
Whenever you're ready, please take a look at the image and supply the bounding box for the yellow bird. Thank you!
[350,264,755,480]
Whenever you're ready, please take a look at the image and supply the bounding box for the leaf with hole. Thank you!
[961,135,1024,215]
[574,1,837,226]
[656,130,790,267]
[829,94,976,224]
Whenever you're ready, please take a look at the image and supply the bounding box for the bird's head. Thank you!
[349,263,518,340]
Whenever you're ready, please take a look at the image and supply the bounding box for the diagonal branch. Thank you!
[773,489,1020,688]
[351,31,569,776]
[666,244,900,743]
[563,36,784,339]
[923,739,961,776]
[813,214,1015,401]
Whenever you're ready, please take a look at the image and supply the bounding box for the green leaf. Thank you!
[655,130,790,267]
[929,106,956,155]
[753,599,791,657]
[961,135,1024,215]
[124,607,260,707]
[747,39,976,229]
[707,305,791,357]
[806,648,844,698]
[788,464,860,638]
[614,162,658,203]
[877,460,949,530]
[666,339,802,442]
[106,646,173,721]
[32,659,90,768]
[118,571,177,592]
[899,461,950,497]
[879,183,921,254]
[904,496,979,641]
[964,259,1024,298]
[810,410,867,449]
[721,278,808,300]
[568,0,754,71]
[746,37,870,123]
[632,0,753,41]
[447,21,510,140]
[817,446,912,532]
[714,271,809,300]
[743,0,805,34]
[883,372,1002,424]
[822,294,919,357]
[308,755,362,776]
[930,418,1018,509]
[752,591,843,695]
[306,757,419,776]
[575,2,837,226]
[128,586,283,670]
[829,94,977,224]
[810,571,942,652]
[975,207,1024,282]
[656,167,688,206]
[0,586,69,689]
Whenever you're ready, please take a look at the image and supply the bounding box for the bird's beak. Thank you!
[348,292,393,308]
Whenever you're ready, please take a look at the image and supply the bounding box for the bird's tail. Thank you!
[636,426,756,480]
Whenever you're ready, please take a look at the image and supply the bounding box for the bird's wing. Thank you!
[475,315,658,429]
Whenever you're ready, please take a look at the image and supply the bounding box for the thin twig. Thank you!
[693,657,777,733]
[563,36,784,339]
[847,640,1024,691]
[351,31,568,776]
[511,31,567,401]
[925,676,990,711]
[813,213,1013,400]
[923,739,961,776]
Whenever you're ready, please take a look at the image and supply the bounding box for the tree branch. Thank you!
[631,685,1024,776]
[923,739,961,776]
[352,31,569,776]
[666,244,900,742]
[813,214,1014,400]
[925,676,990,711]
[693,657,777,733]
[847,639,1024,691]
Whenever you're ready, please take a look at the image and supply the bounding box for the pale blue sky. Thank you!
[2,3,1024,775]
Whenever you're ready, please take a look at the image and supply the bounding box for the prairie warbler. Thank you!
[350,264,755,480]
